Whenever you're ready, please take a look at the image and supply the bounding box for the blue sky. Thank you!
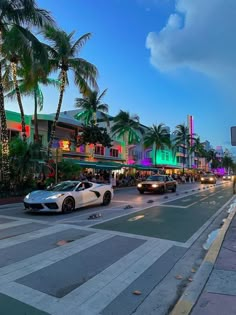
[5,0,236,151]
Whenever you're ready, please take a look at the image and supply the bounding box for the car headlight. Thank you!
[137,183,142,188]
[25,193,30,199]
[210,178,213,181]
[47,193,64,199]
[152,184,158,188]
[201,177,204,181]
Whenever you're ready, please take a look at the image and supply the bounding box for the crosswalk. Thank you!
[0,213,179,315]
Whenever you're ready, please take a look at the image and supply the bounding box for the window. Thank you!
[165,151,169,161]
[145,150,152,158]
[95,146,104,155]
[110,148,118,157]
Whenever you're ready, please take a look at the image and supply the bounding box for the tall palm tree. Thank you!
[222,155,234,174]
[111,110,143,163]
[2,25,49,141]
[5,61,60,143]
[189,137,205,169]
[74,88,108,125]
[0,0,54,183]
[206,149,218,171]
[43,26,98,155]
[174,123,194,174]
[143,123,171,167]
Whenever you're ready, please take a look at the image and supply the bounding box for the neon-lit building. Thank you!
[1,109,215,174]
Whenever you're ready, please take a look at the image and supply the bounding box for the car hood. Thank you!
[25,190,66,201]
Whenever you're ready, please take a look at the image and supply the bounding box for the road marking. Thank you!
[200,196,208,201]
[161,201,197,209]
[218,196,224,199]
[181,199,191,202]
[128,215,145,221]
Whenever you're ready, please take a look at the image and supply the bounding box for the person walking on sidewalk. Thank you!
[233,175,236,194]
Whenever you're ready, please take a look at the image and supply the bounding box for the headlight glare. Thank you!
[48,193,64,199]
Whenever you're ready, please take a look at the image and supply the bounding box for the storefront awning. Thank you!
[121,164,159,171]
[64,159,122,170]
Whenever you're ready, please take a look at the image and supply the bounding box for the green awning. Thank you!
[133,165,159,171]
[64,159,122,170]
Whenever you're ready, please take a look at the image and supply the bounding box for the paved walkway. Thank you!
[171,197,236,315]
[191,208,236,315]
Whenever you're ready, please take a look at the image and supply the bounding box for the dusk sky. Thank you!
[5,0,236,151]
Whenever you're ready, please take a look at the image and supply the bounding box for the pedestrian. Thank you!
[233,175,236,194]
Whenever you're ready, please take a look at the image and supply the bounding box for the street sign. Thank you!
[231,127,236,146]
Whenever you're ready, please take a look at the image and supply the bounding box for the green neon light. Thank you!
[6,110,31,124]
[155,149,177,166]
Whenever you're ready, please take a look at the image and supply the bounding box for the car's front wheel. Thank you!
[138,190,144,194]
[62,197,75,213]
[102,191,112,206]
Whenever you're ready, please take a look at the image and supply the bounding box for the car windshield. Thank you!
[47,182,79,192]
[204,174,215,177]
[146,176,164,181]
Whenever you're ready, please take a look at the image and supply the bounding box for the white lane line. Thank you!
[161,201,197,209]
[58,240,173,315]
[0,232,112,279]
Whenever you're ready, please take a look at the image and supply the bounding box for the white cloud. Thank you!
[146,0,236,81]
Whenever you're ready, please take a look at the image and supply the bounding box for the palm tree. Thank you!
[111,110,143,163]
[189,137,206,169]
[2,25,49,141]
[143,123,171,167]
[222,155,234,174]
[74,88,108,125]
[43,26,98,155]
[5,59,60,143]
[206,149,218,171]
[174,123,194,174]
[0,0,54,183]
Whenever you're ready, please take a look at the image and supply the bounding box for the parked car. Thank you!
[137,175,177,194]
[24,180,113,213]
[222,174,232,181]
[200,174,216,184]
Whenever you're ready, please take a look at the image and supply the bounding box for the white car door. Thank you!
[74,182,99,207]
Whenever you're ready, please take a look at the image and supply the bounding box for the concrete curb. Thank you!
[171,196,236,315]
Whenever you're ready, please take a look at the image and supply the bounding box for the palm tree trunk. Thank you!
[34,88,39,143]
[153,146,157,167]
[93,111,97,125]
[0,61,10,183]
[11,62,27,141]
[182,146,185,174]
[48,70,66,155]
[124,132,129,164]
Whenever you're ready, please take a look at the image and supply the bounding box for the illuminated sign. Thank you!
[59,140,71,151]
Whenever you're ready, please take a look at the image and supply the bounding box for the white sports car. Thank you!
[24,181,114,213]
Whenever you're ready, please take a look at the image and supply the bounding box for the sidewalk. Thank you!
[172,197,236,315]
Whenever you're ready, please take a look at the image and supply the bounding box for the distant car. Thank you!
[24,180,113,213]
[222,175,232,181]
[200,174,216,184]
[137,175,177,194]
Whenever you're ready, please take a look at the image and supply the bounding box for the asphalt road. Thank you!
[0,180,234,315]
